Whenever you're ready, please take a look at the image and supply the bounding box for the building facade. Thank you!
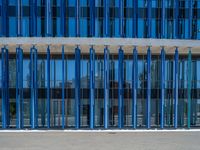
[0,0,200,129]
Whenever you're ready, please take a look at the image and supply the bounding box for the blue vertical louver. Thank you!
[1,0,8,36]
[132,47,138,128]
[146,47,151,128]
[174,48,179,128]
[47,46,51,128]
[90,0,95,37]
[192,59,197,125]
[188,0,193,39]
[118,47,124,128]
[174,0,179,39]
[160,47,165,128]
[60,0,66,36]
[45,0,52,36]
[104,46,109,129]
[0,0,198,39]
[187,49,192,128]
[75,0,80,37]
[1,47,9,128]
[90,46,95,129]
[17,0,22,36]
[104,0,109,37]
[161,0,165,38]
[133,0,138,38]
[62,46,65,129]
[30,46,38,129]
[30,0,37,36]
[75,46,81,129]
[119,0,124,37]
[16,47,23,129]
[147,0,152,38]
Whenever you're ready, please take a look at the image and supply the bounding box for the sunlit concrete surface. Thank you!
[1,37,200,55]
[0,130,200,150]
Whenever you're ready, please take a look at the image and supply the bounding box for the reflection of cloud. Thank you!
[59,81,73,88]
[57,75,132,89]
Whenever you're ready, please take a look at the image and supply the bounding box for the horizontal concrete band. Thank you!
[0,37,199,54]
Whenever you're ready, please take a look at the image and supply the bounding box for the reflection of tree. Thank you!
[10,103,16,118]
[138,62,159,89]
[27,60,46,88]
[38,60,45,88]
[139,66,146,89]
[137,61,160,125]
[9,60,16,87]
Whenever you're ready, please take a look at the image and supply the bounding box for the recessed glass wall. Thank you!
[0,52,200,128]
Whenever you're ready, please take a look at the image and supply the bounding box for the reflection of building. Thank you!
[1,0,200,129]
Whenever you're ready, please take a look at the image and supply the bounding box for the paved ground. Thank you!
[0,130,199,150]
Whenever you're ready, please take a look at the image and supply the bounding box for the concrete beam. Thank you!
[0,38,199,54]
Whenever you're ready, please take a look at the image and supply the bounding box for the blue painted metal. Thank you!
[53,60,56,127]
[34,47,38,127]
[62,46,65,129]
[118,47,124,128]
[119,0,124,37]
[160,47,165,128]
[104,46,109,129]
[90,0,95,37]
[60,0,66,36]
[30,46,38,129]
[174,0,179,39]
[90,46,95,129]
[75,46,80,129]
[75,0,80,37]
[47,46,51,128]
[38,57,45,127]
[30,47,34,128]
[187,49,192,128]
[6,48,9,127]
[17,0,22,36]
[146,47,151,129]
[1,47,9,128]
[1,0,8,36]
[147,0,152,38]
[188,0,193,39]
[133,0,138,38]
[132,47,138,128]
[46,0,52,36]
[30,0,37,36]
[16,47,23,129]
[104,0,109,37]
[193,61,199,125]
[174,48,179,128]
[193,62,197,125]
[161,0,165,38]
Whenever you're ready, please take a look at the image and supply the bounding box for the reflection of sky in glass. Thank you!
[179,60,188,88]
[67,60,75,81]
[125,60,132,81]
[95,60,104,78]
[0,57,199,91]
[81,60,89,78]
[55,60,62,81]
[23,60,30,87]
